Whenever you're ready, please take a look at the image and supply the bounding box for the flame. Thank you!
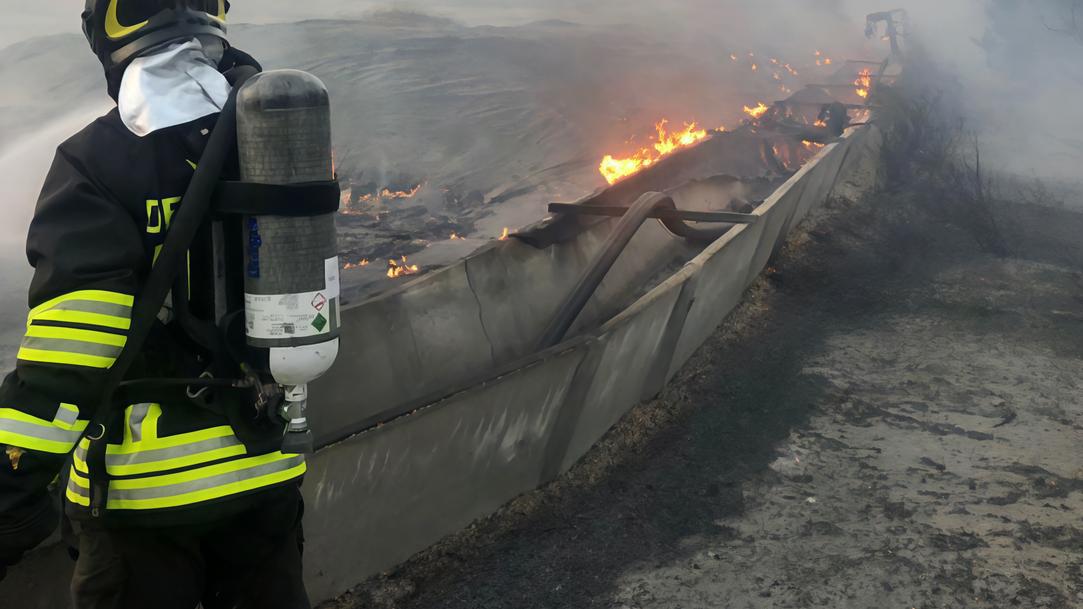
[499,227,510,240]
[449,232,464,240]
[802,141,826,150]
[743,102,769,120]
[387,256,420,279]
[854,68,872,99]
[343,258,370,270]
[357,183,424,204]
[598,119,709,185]
[814,119,827,127]
[730,53,738,61]
[751,63,758,71]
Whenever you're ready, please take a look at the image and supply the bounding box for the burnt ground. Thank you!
[325,180,1083,608]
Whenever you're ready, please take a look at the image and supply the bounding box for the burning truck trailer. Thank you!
[1,16,901,608]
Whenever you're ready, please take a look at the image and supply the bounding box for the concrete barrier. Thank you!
[302,123,883,601]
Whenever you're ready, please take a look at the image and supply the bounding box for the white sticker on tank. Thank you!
[246,291,333,340]
[245,257,341,340]
[324,256,341,299]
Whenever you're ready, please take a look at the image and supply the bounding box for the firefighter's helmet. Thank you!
[82,0,230,72]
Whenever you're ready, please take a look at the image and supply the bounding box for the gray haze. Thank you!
[1,1,1080,361]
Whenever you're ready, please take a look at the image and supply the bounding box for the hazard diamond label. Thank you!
[311,313,327,332]
[311,293,328,312]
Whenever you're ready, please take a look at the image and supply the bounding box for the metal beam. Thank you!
[547,203,758,224]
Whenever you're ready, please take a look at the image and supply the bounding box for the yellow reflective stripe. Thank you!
[109,425,234,455]
[16,347,117,369]
[0,429,73,454]
[105,0,149,40]
[111,453,295,490]
[106,460,306,511]
[24,325,127,348]
[28,290,134,320]
[70,468,90,489]
[0,407,88,454]
[66,486,90,507]
[55,403,82,431]
[107,445,248,477]
[0,407,80,429]
[73,451,88,473]
[29,310,131,331]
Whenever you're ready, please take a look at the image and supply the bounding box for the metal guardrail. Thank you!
[536,193,757,349]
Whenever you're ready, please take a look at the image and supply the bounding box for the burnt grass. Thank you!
[325,107,1083,607]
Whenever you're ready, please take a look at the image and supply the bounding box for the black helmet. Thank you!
[82,0,230,96]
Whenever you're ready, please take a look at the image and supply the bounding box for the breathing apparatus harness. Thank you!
[81,57,342,519]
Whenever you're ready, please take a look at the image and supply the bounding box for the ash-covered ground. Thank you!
[323,158,1083,608]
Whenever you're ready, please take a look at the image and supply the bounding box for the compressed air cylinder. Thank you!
[236,70,340,387]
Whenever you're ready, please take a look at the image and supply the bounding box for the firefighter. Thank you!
[0,2,310,607]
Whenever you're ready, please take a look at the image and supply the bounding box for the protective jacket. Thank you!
[0,67,304,533]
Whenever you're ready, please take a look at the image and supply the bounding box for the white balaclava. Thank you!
[117,36,231,137]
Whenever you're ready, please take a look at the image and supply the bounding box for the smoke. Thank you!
[0,105,112,365]
[848,0,1083,185]
[0,1,1077,315]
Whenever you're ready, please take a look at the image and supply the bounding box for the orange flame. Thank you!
[387,256,420,279]
[854,68,872,99]
[598,119,709,185]
[358,183,423,204]
[343,258,370,270]
[499,227,510,241]
[449,232,464,240]
[743,102,770,120]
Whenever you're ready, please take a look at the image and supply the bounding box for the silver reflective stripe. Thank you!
[128,404,151,443]
[38,300,132,318]
[0,419,83,446]
[20,337,123,359]
[55,404,80,428]
[108,456,304,502]
[66,477,89,499]
[105,435,244,467]
[74,443,88,470]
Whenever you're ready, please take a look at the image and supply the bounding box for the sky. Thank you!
[0,1,987,48]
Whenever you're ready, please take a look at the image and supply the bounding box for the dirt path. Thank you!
[327,189,1083,609]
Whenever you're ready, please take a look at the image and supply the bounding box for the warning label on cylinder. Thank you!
[245,257,340,340]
